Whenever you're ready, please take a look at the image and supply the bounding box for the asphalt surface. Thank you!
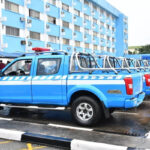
[0,139,62,150]
[0,99,150,149]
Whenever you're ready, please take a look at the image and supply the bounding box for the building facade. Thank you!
[0,0,128,56]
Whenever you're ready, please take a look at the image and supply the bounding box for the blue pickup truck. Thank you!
[0,50,145,126]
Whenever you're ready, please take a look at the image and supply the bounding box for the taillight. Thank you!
[124,77,133,95]
[144,74,150,86]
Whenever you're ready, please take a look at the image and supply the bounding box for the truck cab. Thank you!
[0,50,145,126]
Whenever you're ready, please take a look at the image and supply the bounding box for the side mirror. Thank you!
[0,70,3,77]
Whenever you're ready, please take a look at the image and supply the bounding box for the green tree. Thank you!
[138,45,150,54]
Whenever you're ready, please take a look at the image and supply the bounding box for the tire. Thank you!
[71,96,102,126]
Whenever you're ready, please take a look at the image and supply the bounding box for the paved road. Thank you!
[0,139,62,150]
[0,100,150,149]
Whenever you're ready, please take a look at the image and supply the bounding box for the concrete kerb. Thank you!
[0,128,137,150]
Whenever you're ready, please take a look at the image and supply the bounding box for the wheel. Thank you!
[71,96,102,126]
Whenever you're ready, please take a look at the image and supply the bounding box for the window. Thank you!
[93,5,97,11]
[100,22,104,26]
[37,58,61,75]
[74,25,80,32]
[112,48,115,53]
[112,38,115,42]
[107,36,110,41]
[85,43,89,49]
[85,29,89,34]
[74,9,80,16]
[107,25,110,30]
[93,19,97,24]
[107,47,110,52]
[62,3,69,12]
[84,0,89,6]
[84,14,89,20]
[48,35,58,43]
[5,0,19,13]
[4,59,32,76]
[112,27,115,32]
[48,16,56,24]
[101,46,104,50]
[62,21,69,28]
[75,41,80,47]
[100,34,104,38]
[93,45,98,50]
[30,31,40,40]
[93,31,97,37]
[29,9,40,19]
[6,26,19,36]
[48,0,56,5]
[63,38,69,45]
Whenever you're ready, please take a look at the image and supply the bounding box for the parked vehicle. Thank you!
[0,48,145,126]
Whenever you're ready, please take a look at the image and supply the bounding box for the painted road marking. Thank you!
[48,123,93,131]
[27,143,33,150]
[21,143,46,150]
[0,140,12,144]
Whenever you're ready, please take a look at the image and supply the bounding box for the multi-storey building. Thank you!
[0,0,128,56]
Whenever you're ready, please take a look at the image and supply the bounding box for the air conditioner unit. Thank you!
[28,41,32,46]
[92,11,95,15]
[61,11,65,17]
[27,19,32,24]
[46,4,50,8]
[20,17,25,22]
[25,0,31,4]
[61,29,65,32]
[45,4,50,11]
[67,47,71,50]
[21,40,26,45]
[47,44,51,48]
[46,24,50,29]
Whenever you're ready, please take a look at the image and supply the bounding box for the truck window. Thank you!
[4,59,32,76]
[37,58,61,75]
[70,54,97,72]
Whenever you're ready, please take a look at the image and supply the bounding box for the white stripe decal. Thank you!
[41,76,46,80]
[48,76,53,79]
[68,80,125,85]
[0,80,125,85]
[8,77,13,80]
[62,75,67,79]
[48,124,93,131]
[2,77,8,80]
[99,76,104,79]
[20,77,26,80]
[32,80,62,85]
[0,81,31,85]
[0,129,25,141]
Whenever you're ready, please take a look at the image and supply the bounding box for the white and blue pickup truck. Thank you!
[0,49,145,126]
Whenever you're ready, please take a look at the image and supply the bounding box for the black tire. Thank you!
[71,96,102,126]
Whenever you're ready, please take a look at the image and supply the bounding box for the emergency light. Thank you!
[32,47,50,52]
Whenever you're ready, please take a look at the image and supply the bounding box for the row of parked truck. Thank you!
[0,48,149,126]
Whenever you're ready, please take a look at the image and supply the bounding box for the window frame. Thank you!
[36,58,61,76]
[3,59,32,76]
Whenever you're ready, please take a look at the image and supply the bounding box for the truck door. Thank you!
[32,56,64,105]
[0,58,33,103]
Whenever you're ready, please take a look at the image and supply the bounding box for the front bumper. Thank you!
[125,92,145,108]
